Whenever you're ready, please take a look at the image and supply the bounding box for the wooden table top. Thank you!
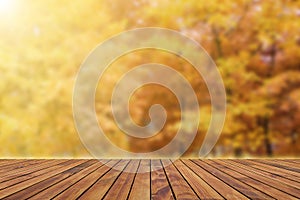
[0,159,299,199]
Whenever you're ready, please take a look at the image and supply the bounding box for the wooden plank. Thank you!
[233,160,300,189]
[151,160,174,200]
[279,160,300,168]
[2,160,97,199]
[0,160,29,168]
[53,160,121,199]
[128,160,150,200]
[214,160,299,199]
[255,159,300,173]
[30,160,110,199]
[0,159,299,199]
[211,160,297,199]
[0,160,47,174]
[0,159,67,184]
[197,160,272,199]
[161,159,199,199]
[182,160,248,199]
[0,159,87,199]
[103,160,140,199]
[225,160,300,197]
[173,160,223,199]
[77,160,130,199]
[283,159,300,164]
[242,160,300,183]
[0,160,71,190]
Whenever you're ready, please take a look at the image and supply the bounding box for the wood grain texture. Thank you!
[240,159,300,182]
[173,160,223,199]
[200,159,273,199]
[161,159,199,199]
[128,159,150,200]
[182,159,248,199]
[0,159,298,200]
[78,160,129,199]
[214,160,299,200]
[232,160,300,189]
[31,160,110,199]
[151,160,174,200]
[54,160,119,199]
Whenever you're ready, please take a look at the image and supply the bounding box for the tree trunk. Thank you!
[257,116,273,156]
[262,116,273,156]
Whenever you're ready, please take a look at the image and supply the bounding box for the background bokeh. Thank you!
[0,0,300,158]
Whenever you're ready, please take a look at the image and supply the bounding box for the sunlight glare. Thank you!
[0,0,15,15]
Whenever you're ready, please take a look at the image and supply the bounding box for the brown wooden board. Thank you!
[0,159,298,199]
[151,159,174,200]
[128,159,151,200]
[30,160,110,199]
[78,160,129,199]
[182,159,248,199]
[161,159,199,199]
[214,160,299,200]
[200,159,273,199]
[174,160,223,199]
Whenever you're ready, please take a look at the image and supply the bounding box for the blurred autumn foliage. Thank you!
[0,0,300,157]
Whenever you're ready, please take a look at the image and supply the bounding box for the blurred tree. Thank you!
[0,0,299,157]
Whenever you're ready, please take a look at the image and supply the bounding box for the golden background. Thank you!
[0,0,300,158]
